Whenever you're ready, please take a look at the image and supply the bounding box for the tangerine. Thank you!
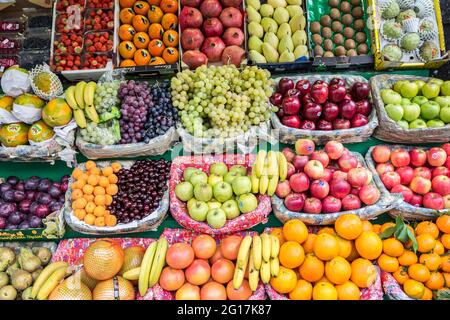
[133,32,150,49]
[441,234,450,249]
[335,214,363,240]
[148,39,165,56]
[441,255,450,272]
[436,214,450,234]
[398,250,418,266]
[299,253,324,282]
[355,231,382,260]
[361,220,373,232]
[149,56,166,65]
[419,253,441,271]
[119,24,136,41]
[415,221,440,239]
[417,233,436,253]
[335,281,360,300]
[270,267,297,294]
[382,238,404,257]
[147,5,163,23]
[148,23,164,39]
[433,240,445,255]
[325,256,352,285]
[120,8,135,24]
[302,233,316,254]
[132,15,150,32]
[408,263,431,283]
[425,272,444,290]
[279,241,305,269]
[313,234,340,261]
[393,266,409,285]
[161,13,178,30]
[119,41,137,59]
[317,227,336,236]
[133,1,150,15]
[350,258,377,288]
[377,253,399,273]
[289,280,313,300]
[283,219,308,244]
[336,236,352,259]
[120,59,137,67]
[160,0,178,13]
[421,287,433,300]
[403,279,425,299]
[312,282,338,300]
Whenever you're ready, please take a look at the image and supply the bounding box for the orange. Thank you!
[425,272,444,290]
[119,41,137,59]
[85,161,96,170]
[148,39,165,56]
[372,224,381,235]
[132,15,150,32]
[162,47,178,64]
[416,233,436,253]
[120,8,135,24]
[283,219,308,244]
[147,5,163,23]
[106,184,119,196]
[393,266,409,285]
[149,56,166,65]
[335,281,360,300]
[361,220,373,232]
[133,32,150,49]
[82,184,94,195]
[161,13,177,30]
[377,253,399,273]
[84,194,94,202]
[443,272,450,287]
[119,0,135,7]
[84,213,95,225]
[99,176,110,188]
[335,214,363,240]
[93,206,105,217]
[160,0,178,13]
[79,173,89,181]
[105,215,117,227]
[382,238,404,257]
[89,168,101,176]
[95,216,106,227]
[95,195,106,206]
[119,24,136,41]
[313,234,340,261]
[120,59,137,67]
[355,231,382,260]
[148,23,164,40]
[87,175,99,186]
[380,222,395,233]
[94,186,105,196]
[270,228,286,246]
[133,1,150,15]
[350,258,377,288]
[419,253,441,271]
[108,174,118,184]
[336,236,352,259]
[325,256,352,285]
[85,202,96,214]
[317,227,336,236]
[436,214,450,234]
[112,163,122,172]
[269,267,297,294]
[102,167,113,177]
[433,240,445,255]
[315,276,331,284]
[302,233,316,254]
[346,241,360,262]
[72,180,85,190]
[403,279,425,299]
[74,209,86,220]
[73,198,87,210]
[289,279,313,300]
[441,255,450,272]
[408,263,431,283]
[72,168,83,179]
[279,241,305,269]
[398,250,418,266]
[312,282,338,300]
[72,189,83,200]
[441,234,450,249]
[415,221,440,239]
[163,30,178,47]
[299,253,324,282]
[421,287,432,300]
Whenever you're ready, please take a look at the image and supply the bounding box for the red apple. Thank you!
[317,120,333,131]
[376,163,394,175]
[303,197,322,214]
[433,166,450,178]
[409,176,432,195]
[391,185,414,203]
[329,78,345,87]
[282,96,301,115]
[409,193,423,207]
[324,141,344,160]
[282,115,301,128]
[286,88,301,99]
[295,80,311,95]
[395,166,414,185]
[275,180,291,199]
[293,155,309,172]
[337,154,358,172]
[284,193,305,212]
[423,192,444,210]
[351,114,369,127]
[339,99,357,119]
[329,179,351,199]
[390,149,410,168]
[310,151,330,168]
[431,175,450,196]
[278,78,294,96]
[300,120,316,130]
[332,118,351,129]
[302,102,322,121]
[321,196,342,213]
[310,82,329,104]
[443,194,450,209]
[350,82,370,101]
[302,93,314,105]
[333,170,348,181]
[270,92,283,106]
[322,168,333,183]
[286,162,295,179]
[322,102,340,122]
[295,139,315,156]
[289,173,310,193]
[328,84,347,103]
[409,148,427,167]
[355,99,372,116]
[347,167,369,188]
[310,179,330,199]
[304,160,324,179]
[413,167,432,180]
[341,194,362,211]
[359,184,380,205]
[282,147,295,163]
[446,157,450,170]
[427,147,447,167]
[371,146,391,164]
[381,172,401,190]
[441,143,450,156]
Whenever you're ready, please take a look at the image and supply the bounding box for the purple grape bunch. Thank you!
[118,80,153,144]
[0,175,69,230]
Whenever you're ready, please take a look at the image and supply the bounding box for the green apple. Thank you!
[221,199,240,219]
[183,167,200,181]
[441,81,450,96]
[393,80,408,93]
[401,98,412,106]
[439,107,450,123]
[412,95,428,105]
[385,104,404,121]
[397,120,409,129]
[400,81,419,99]
[210,162,228,176]
[187,198,197,211]
[189,171,208,186]
[232,176,252,195]
[409,119,428,129]
[175,182,194,202]
[381,89,402,105]
[188,200,209,222]
[229,165,247,176]
[433,96,450,108]
[286,5,302,18]
[206,208,227,228]
[420,101,440,120]
[422,82,440,99]
[248,36,263,53]
[427,119,445,127]
[224,171,240,185]
[261,17,278,33]
[402,103,421,122]
[213,181,233,202]
[194,183,213,202]
[237,193,259,213]
[429,78,444,86]
[208,174,223,187]
[273,7,289,24]
[414,80,426,95]
[207,201,222,210]
[260,4,274,17]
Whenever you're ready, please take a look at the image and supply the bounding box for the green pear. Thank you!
[262,43,279,62]
[273,7,289,24]
[279,51,296,62]
[277,23,292,39]
[261,17,278,33]
[289,13,306,32]
[247,6,261,23]
[286,0,301,4]
[294,45,308,59]
[246,0,261,10]
[249,50,267,63]
[260,4,274,17]
[268,0,287,8]
[264,32,279,49]
[248,36,263,53]
[248,21,264,38]
[286,5,303,18]
[292,29,307,46]
[278,35,294,54]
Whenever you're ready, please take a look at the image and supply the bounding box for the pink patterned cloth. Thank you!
[262,227,384,300]
[381,270,412,300]
[51,238,157,300]
[169,154,272,235]
[152,228,267,300]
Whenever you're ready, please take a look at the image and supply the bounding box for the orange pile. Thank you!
[379,217,450,300]
[71,161,121,227]
[270,214,383,300]
[118,0,179,67]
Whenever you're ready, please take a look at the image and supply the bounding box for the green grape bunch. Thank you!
[80,122,120,145]
[170,65,276,139]
[94,80,122,114]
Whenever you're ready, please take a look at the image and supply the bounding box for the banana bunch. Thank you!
[65,81,99,128]
[251,150,288,196]
[31,261,69,300]
[233,233,280,292]
[138,237,168,296]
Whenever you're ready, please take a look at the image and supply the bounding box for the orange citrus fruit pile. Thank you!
[71,161,121,227]
[270,214,383,300]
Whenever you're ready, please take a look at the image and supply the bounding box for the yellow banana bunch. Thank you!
[138,241,157,296]
[31,261,68,299]
[254,150,266,178]
[252,235,262,270]
[148,237,168,288]
[36,265,70,300]
[261,233,271,263]
[84,81,99,123]
[267,151,278,177]
[123,267,141,281]
[248,253,259,292]
[74,81,86,109]
[277,152,288,181]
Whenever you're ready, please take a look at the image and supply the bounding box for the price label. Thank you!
[66,4,82,31]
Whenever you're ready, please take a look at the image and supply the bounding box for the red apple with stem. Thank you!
[409,176,432,195]
[284,193,305,212]
[371,145,391,163]
[329,179,351,199]
[359,184,380,205]
[295,80,311,95]
[381,172,401,190]
[431,175,450,196]
[347,167,369,188]
[395,166,414,185]
[432,166,450,178]
[341,194,362,210]
[324,141,344,160]
[409,148,427,167]
[304,160,324,179]
[390,149,410,168]
[376,163,394,175]
[310,179,330,199]
[423,192,444,210]
[310,151,330,168]
[337,154,358,172]
[413,167,432,180]
[289,173,310,193]
[303,197,322,214]
[321,196,342,213]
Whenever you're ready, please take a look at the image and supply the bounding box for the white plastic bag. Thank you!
[0,108,19,124]
[1,66,31,97]
[12,103,42,124]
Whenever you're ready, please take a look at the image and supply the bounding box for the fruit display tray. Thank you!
[63,160,169,235]
[365,144,450,221]
[271,151,400,225]
[368,0,449,71]
[370,74,450,143]
[169,154,272,235]
[305,0,373,69]
[152,228,266,300]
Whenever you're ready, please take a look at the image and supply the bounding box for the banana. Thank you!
[148,237,168,288]
[248,253,259,292]
[36,266,68,300]
[252,235,262,270]
[138,241,157,297]
[261,233,271,263]
[73,108,87,128]
[254,150,267,178]
[267,151,279,178]
[123,267,141,281]
[259,175,269,195]
[85,105,99,123]
[267,175,279,196]
[74,81,86,109]
[260,260,271,284]
[270,257,280,277]
[31,261,68,298]
[277,152,288,181]
[251,174,260,194]
[65,86,78,110]
[233,243,249,290]
[236,235,252,269]
[83,81,96,108]
[270,235,280,259]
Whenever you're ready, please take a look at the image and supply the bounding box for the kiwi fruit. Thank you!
[312,34,323,45]
[343,27,355,39]
[357,43,368,54]
[333,33,344,45]
[340,1,351,13]
[331,21,343,33]
[324,39,333,51]
[347,49,357,57]
[335,46,346,56]
[328,0,339,8]
[322,27,332,39]
[320,15,331,27]
[356,32,367,43]
[344,39,356,50]
[354,19,365,31]
[352,6,363,18]
[310,22,321,34]
[314,46,324,57]
[330,8,340,20]
[350,0,361,5]
[324,51,335,57]
[342,14,353,26]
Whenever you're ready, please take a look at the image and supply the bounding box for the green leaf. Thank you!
[406,227,418,253]
[396,226,409,244]
[395,216,405,229]
[380,226,396,239]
